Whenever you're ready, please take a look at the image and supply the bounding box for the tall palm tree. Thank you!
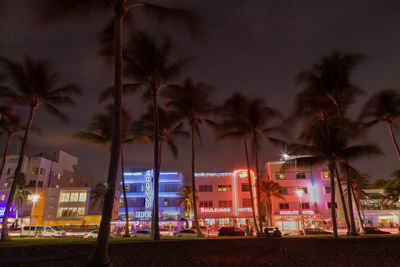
[259,179,286,226]
[206,93,260,233]
[176,185,197,223]
[123,32,187,241]
[163,78,214,237]
[0,106,24,185]
[73,107,149,237]
[0,56,81,241]
[359,89,400,161]
[37,2,201,263]
[13,173,30,221]
[90,181,109,211]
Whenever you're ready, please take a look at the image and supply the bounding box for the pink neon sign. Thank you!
[279,210,314,215]
[200,207,231,213]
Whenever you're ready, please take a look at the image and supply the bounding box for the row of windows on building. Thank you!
[279,202,337,210]
[275,171,330,180]
[199,184,251,193]
[57,207,85,217]
[199,199,253,208]
[125,183,180,192]
[279,186,331,195]
[59,192,87,202]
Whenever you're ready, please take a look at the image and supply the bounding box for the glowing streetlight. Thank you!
[295,189,306,235]
[28,194,40,237]
[281,153,290,161]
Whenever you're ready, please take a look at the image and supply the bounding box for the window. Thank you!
[6,168,10,175]
[28,180,36,187]
[32,168,38,175]
[199,185,213,192]
[322,171,329,179]
[70,192,79,202]
[77,207,85,216]
[55,185,59,188]
[324,187,331,194]
[296,172,306,179]
[37,181,43,188]
[1,194,5,201]
[217,185,232,192]
[301,203,310,209]
[69,177,74,184]
[199,200,213,208]
[40,168,45,175]
[68,207,77,217]
[3,182,8,188]
[279,203,289,210]
[279,187,288,195]
[79,192,87,202]
[242,199,252,208]
[241,184,250,192]
[57,173,61,180]
[164,198,168,206]
[276,173,286,180]
[164,184,179,192]
[297,187,308,194]
[58,207,69,217]
[327,202,338,209]
[60,192,70,202]
[218,200,232,208]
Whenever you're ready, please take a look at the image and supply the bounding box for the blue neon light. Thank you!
[124,172,142,176]
[123,192,179,198]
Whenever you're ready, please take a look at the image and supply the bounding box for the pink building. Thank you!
[267,160,338,233]
[195,169,258,228]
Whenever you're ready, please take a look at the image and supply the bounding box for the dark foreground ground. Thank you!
[0,236,399,267]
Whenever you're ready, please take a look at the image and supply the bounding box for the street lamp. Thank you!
[295,189,306,235]
[28,194,40,237]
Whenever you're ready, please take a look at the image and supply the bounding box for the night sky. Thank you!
[0,0,399,183]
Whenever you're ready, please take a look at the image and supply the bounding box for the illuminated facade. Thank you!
[119,170,183,226]
[267,160,336,232]
[195,169,258,228]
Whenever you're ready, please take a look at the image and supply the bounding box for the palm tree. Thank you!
[176,185,197,223]
[73,106,149,237]
[0,106,24,184]
[37,2,201,262]
[123,32,187,241]
[13,173,30,221]
[0,56,81,241]
[206,93,260,233]
[90,182,109,211]
[163,78,214,237]
[359,89,400,161]
[259,179,286,226]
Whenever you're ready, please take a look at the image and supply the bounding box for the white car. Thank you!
[21,225,65,237]
[83,230,116,238]
[131,229,152,238]
[173,229,198,237]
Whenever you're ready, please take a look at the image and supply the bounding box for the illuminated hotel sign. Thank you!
[238,208,253,212]
[0,206,12,217]
[145,170,153,209]
[136,211,152,218]
[195,173,233,177]
[279,210,314,215]
[200,207,231,213]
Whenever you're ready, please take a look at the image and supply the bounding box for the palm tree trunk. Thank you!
[346,172,357,235]
[1,107,35,241]
[253,143,263,236]
[352,186,365,234]
[121,146,130,237]
[0,134,12,190]
[334,167,351,234]
[244,139,259,233]
[90,7,123,265]
[328,162,338,239]
[387,122,400,161]
[191,123,203,237]
[152,91,160,241]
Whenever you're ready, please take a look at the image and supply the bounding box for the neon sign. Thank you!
[0,206,12,217]
[195,173,233,177]
[279,210,314,215]
[200,207,231,213]
[145,170,153,209]
[238,207,253,212]
[136,211,152,218]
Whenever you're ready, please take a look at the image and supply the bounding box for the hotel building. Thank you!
[195,169,258,228]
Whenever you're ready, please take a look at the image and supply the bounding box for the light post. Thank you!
[296,189,306,235]
[28,194,39,237]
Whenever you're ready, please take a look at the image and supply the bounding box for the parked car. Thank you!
[363,227,391,234]
[218,227,245,236]
[301,228,331,235]
[264,227,282,237]
[83,230,117,238]
[159,228,172,236]
[173,229,198,237]
[131,229,152,238]
[21,225,66,237]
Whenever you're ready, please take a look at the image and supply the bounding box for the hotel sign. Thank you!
[145,170,153,209]
[200,207,231,213]
[0,206,12,217]
[238,208,253,212]
[279,210,314,215]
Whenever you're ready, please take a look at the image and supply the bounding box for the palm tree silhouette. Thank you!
[163,78,214,237]
[0,56,81,241]
[259,179,286,227]
[359,89,400,161]
[176,185,197,224]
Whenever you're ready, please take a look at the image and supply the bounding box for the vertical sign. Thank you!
[145,170,154,210]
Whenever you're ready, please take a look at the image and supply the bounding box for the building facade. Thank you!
[195,169,258,228]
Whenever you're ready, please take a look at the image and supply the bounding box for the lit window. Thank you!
[276,173,286,180]
[324,187,331,194]
[56,185,59,188]
[217,185,232,192]
[1,195,5,201]
[58,207,69,217]
[69,177,74,184]
[164,199,168,206]
[77,207,85,216]
[57,173,61,180]
[68,207,77,216]
[40,168,45,175]
[32,168,38,175]
[70,192,79,202]
[322,171,329,179]
[3,183,8,188]
[297,187,308,194]
[296,173,306,179]
[60,192,70,202]
[79,192,87,202]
